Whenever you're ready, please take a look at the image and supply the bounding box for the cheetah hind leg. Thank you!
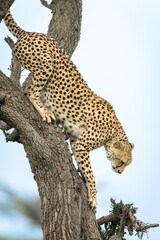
[24,74,56,123]
[71,142,97,211]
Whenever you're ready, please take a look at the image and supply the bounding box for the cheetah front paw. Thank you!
[88,187,97,211]
[40,107,56,123]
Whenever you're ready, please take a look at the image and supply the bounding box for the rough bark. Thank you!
[0,1,102,239]
[0,72,101,240]
[0,0,15,22]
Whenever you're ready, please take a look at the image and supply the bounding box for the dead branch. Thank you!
[2,37,22,142]
[97,214,119,226]
[97,199,159,240]
[117,205,128,238]
[5,36,21,87]
[40,0,52,9]
[4,36,14,49]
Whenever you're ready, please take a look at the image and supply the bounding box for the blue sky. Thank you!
[0,0,160,239]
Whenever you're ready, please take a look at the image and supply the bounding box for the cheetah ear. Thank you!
[130,143,134,149]
[114,141,123,149]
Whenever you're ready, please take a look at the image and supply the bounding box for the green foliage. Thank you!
[98,199,135,240]
[110,198,134,217]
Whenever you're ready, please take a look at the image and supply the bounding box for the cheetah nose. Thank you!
[118,171,121,174]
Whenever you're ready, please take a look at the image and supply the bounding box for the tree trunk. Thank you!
[0,0,102,239]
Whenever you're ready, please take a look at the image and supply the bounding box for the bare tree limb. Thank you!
[136,224,159,231]
[5,36,21,87]
[40,0,52,9]
[97,199,159,239]
[0,0,15,22]
[4,36,14,49]
[97,214,119,226]
[128,210,159,232]
[0,37,22,142]
[118,205,127,237]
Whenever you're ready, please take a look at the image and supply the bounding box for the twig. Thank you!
[136,224,159,231]
[128,210,139,230]
[128,210,159,231]
[40,0,52,9]
[4,36,14,49]
[5,36,21,87]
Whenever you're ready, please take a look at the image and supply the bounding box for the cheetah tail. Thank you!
[4,10,25,39]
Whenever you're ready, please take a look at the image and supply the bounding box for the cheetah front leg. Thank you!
[24,72,56,123]
[71,142,97,210]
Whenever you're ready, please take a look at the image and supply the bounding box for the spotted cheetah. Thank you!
[4,10,134,210]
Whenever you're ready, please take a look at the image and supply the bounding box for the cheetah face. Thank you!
[105,140,134,174]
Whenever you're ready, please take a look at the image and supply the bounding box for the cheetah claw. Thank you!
[40,108,56,123]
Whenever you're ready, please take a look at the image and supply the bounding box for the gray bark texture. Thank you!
[0,0,102,239]
[0,0,15,21]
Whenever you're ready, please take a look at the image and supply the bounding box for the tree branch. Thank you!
[5,36,21,87]
[118,205,127,237]
[40,0,52,9]
[128,210,159,232]
[97,199,159,239]
[0,0,15,22]
[97,214,119,226]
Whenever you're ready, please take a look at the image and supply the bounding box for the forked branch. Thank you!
[97,199,159,240]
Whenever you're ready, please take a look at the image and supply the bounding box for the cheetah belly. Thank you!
[63,119,84,138]
[43,100,84,139]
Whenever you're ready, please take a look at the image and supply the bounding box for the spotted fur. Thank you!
[4,10,134,210]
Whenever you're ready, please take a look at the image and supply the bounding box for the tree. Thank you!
[0,0,101,239]
[0,1,159,239]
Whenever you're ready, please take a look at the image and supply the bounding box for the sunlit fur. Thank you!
[4,10,134,210]
[105,139,134,174]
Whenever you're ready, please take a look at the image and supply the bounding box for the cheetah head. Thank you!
[105,139,134,174]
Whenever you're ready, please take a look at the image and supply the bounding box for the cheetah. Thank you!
[4,10,134,210]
